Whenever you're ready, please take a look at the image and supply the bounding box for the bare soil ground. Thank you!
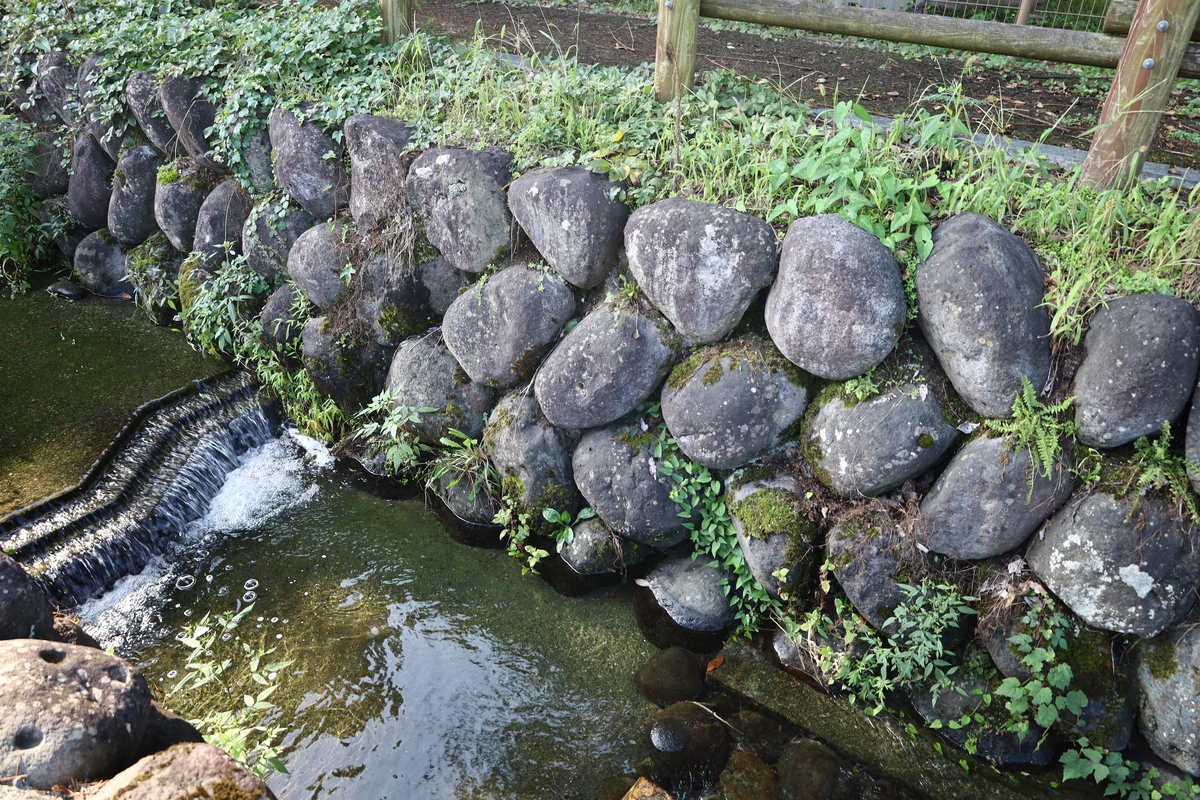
[418,0,1200,173]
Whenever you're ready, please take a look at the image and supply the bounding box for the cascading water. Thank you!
[1,370,280,606]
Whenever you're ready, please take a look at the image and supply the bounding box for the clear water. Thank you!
[81,432,659,800]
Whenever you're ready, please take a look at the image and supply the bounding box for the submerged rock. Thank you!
[0,640,151,788]
[90,742,277,800]
[766,213,905,380]
[643,555,735,634]
[1073,294,1200,449]
[559,517,649,576]
[634,646,706,708]
[916,212,1051,419]
[646,701,731,791]
[625,197,777,344]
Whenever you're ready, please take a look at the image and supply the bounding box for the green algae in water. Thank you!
[0,279,222,515]
[99,436,657,800]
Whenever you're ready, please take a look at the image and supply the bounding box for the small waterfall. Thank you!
[1,371,281,606]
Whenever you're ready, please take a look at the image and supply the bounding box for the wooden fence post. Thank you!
[654,0,701,103]
[1079,0,1200,188]
[381,0,414,45]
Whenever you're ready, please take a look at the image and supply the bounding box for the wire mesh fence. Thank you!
[831,0,1110,32]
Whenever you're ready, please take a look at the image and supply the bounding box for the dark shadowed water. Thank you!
[80,432,659,800]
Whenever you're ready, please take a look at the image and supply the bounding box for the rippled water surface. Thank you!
[82,433,658,800]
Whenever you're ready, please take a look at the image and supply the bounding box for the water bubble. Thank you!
[270,617,279,624]
[224,565,233,571]
[276,634,282,639]
[217,586,229,597]
[175,632,187,641]
[183,609,193,617]
[175,575,196,590]
[166,670,178,679]
[243,579,259,591]
[282,619,289,624]
[268,672,277,680]
[221,633,232,641]
[205,574,213,583]
[243,591,257,603]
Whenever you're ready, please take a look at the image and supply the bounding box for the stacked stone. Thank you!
[8,52,1200,780]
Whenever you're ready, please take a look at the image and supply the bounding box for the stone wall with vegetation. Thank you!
[4,1,1200,797]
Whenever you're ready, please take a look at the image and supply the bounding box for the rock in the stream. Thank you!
[643,554,736,634]
[646,701,732,790]
[535,299,681,430]
[0,555,55,640]
[508,166,628,289]
[572,421,692,547]
[1072,293,1200,449]
[625,197,777,344]
[661,336,813,469]
[270,103,349,220]
[916,212,1051,419]
[0,640,151,788]
[919,433,1074,560]
[766,213,905,380]
[559,517,649,575]
[345,113,414,230]
[442,264,576,388]
[405,146,515,273]
[804,383,957,497]
[1027,491,1200,638]
[74,230,134,298]
[90,742,277,800]
[635,646,706,708]
[1137,626,1200,776]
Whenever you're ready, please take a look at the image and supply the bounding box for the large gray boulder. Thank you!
[67,133,114,231]
[384,333,496,444]
[643,554,735,633]
[90,742,278,800]
[1073,294,1200,449]
[661,336,813,469]
[345,113,413,230]
[482,391,579,517]
[919,433,1074,560]
[74,230,133,297]
[301,315,393,414]
[269,103,349,220]
[804,383,958,497]
[0,554,55,640]
[826,509,906,630]
[572,422,692,547]
[508,166,628,289]
[34,51,77,127]
[727,472,817,599]
[287,221,351,310]
[534,299,681,430]
[766,214,905,380]
[355,249,431,347]
[242,194,316,280]
[1027,491,1200,638]
[27,131,69,200]
[0,640,151,788]
[625,197,777,344]
[443,265,576,389]
[154,160,213,253]
[405,146,515,273]
[417,255,471,318]
[1137,626,1200,776]
[916,212,1051,419]
[126,71,183,158]
[159,77,224,173]
[108,146,163,247]
[192,180,252,268]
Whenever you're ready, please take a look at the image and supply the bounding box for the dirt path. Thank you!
[418,0,1200,172]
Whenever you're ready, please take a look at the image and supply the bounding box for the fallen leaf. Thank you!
[706,655,725,673]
